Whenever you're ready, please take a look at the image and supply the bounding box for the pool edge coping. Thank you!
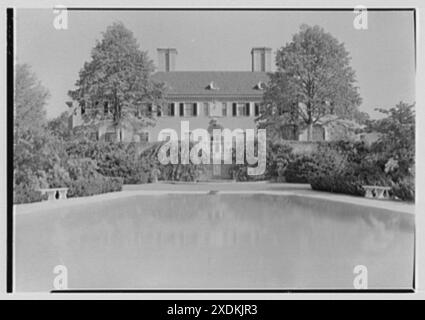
[14,189,415,216]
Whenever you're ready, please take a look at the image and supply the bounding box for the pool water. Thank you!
[15,193,414,291]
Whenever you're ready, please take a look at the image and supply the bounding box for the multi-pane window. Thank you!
[139,132,149,142]
[137,104,152,118]
[163,103,175,116]
[156,103,176,117]
[181,103,197,117]
[237,103,246,116]
[184,103,193,116]
[222,102,227,117]
[236,103,250,116]
[232,103,250,117]
[206,101,228,117]
[203,102,210,116]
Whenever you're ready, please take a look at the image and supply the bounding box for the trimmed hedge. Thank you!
[67,176,123,198]
[66,140,150,184]
[309,174,366,196]
[284,155,317,183]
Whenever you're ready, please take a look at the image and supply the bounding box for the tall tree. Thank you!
[367,101,415,179]
[68,22,164,141]
[14,64,49,137]
[47,111,71,140]
[258,25,362,141]
[13,64,56,195]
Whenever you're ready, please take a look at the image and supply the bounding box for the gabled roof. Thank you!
[152,71,269,99]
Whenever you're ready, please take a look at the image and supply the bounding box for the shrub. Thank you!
[231,165,265,182]
[307,141,394,197]
[46,163,71,188]
[230,141,293,182]
[353,156,390,186]
[310,173,366,196]
[265,142,293,180]
[67,176,123,198]
[325,140,371,164]
[161,163,202,181]
[62,157,123,198]
[14,126,129,204]
[13,183,47,204]
[391,177,415,202]
[66,158,99,180]
[13,168,50,204]
[284,155,317,183]
[64,139,150,184]
[138,141,204,182]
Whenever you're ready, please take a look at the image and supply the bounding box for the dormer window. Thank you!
[256,81,266,90]
[207,81,219,90]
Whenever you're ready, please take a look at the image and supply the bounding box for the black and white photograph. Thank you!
[2,1,424,303]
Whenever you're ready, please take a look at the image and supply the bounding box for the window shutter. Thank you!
[232,103,237,117]
[148,104,152,116]
[193,103,197,116]
[171,103,175,116]
[180,103,184,116]
[254,103,259,116]
[157,105,161,117]
[246,103,250,116]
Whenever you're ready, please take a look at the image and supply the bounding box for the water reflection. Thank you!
[15,194,414,291]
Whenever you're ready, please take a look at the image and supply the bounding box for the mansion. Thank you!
[68,47,331,142]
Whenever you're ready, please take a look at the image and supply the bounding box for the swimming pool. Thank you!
[14,193,414,291]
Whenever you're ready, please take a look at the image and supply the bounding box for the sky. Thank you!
[15,9,415,119]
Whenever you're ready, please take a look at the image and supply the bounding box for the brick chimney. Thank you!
[251,47,271,72]
[157,48,177,72]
